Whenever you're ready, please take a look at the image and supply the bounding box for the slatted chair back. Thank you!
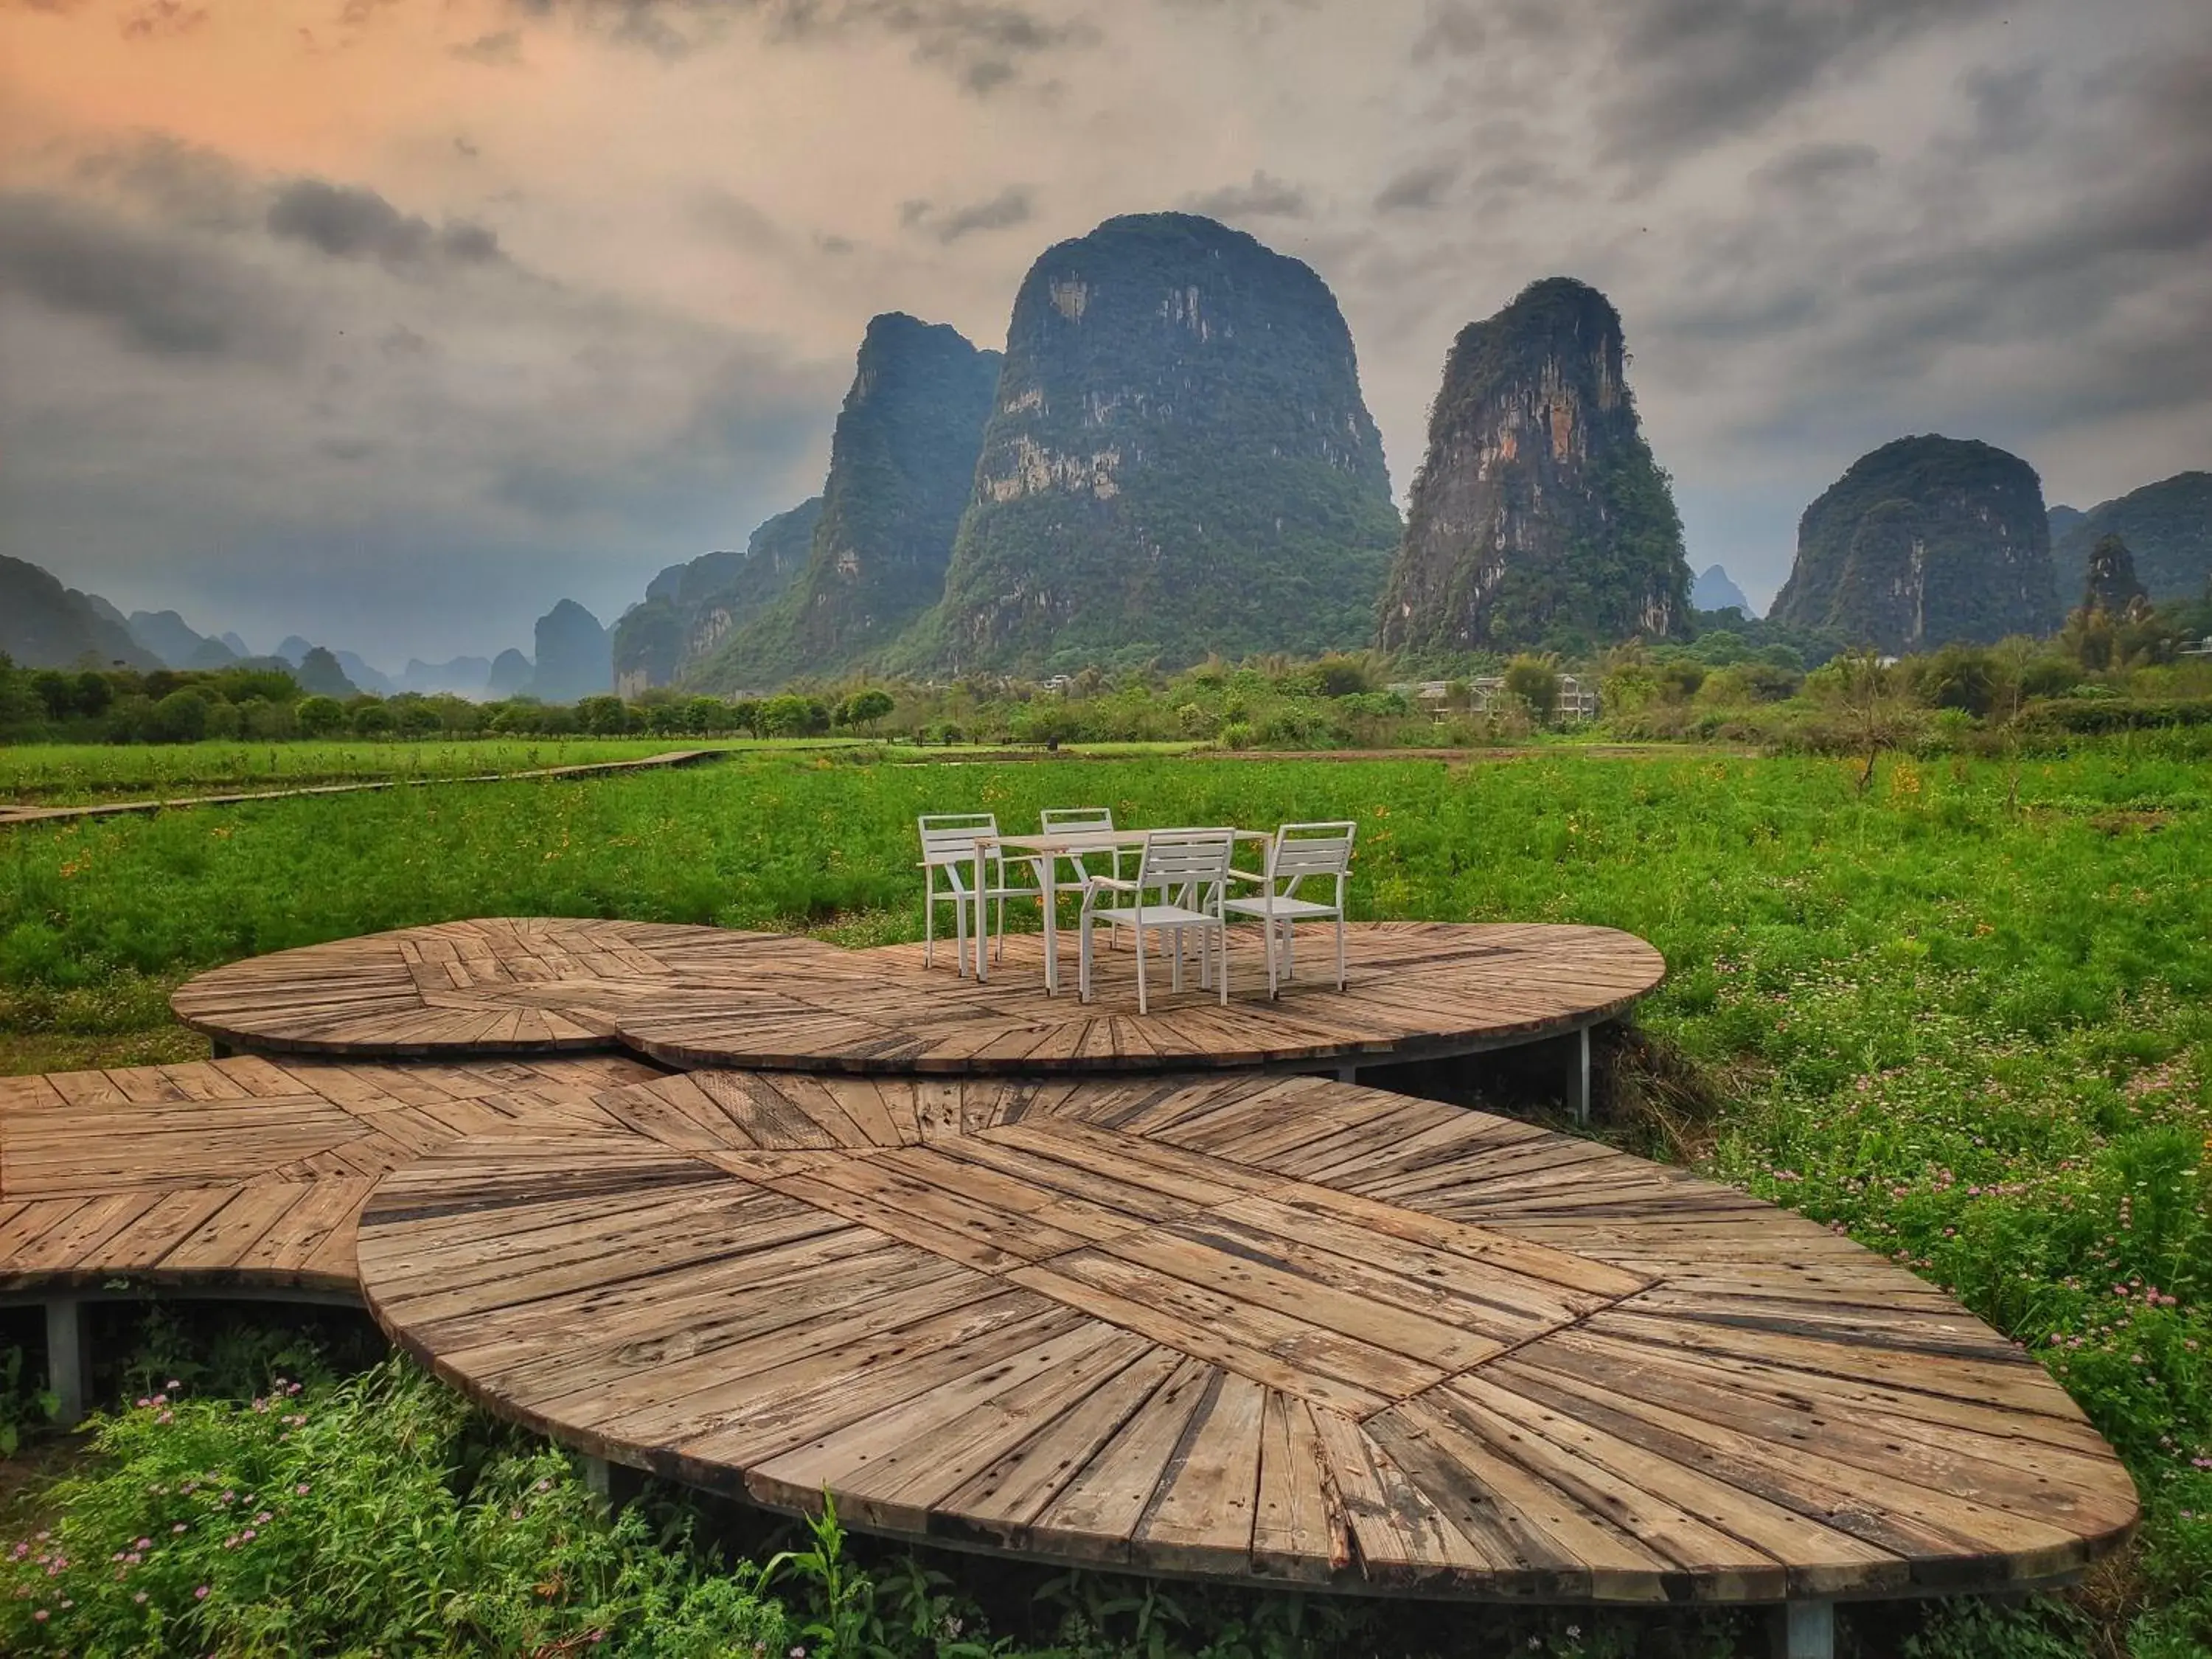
[1267,821,1357,897]
[1040,806,1121,882]
[1134,829,1236,900]
[917,813,1000,892]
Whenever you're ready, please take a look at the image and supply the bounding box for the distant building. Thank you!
[2183,636,2212,658]
[1391,675,1601,723]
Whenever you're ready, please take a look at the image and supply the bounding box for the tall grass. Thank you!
[0,745,2206,1652]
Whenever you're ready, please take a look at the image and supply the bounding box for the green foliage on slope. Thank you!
[920,213,1399,674]
[1771,435,2059,651]
[2052,470,2212,605]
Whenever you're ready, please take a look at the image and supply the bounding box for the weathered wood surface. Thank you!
[0,748,733,827]
[355,1070,2138,1600]
[172,919,1666,1074]
[0,1052,661,1295]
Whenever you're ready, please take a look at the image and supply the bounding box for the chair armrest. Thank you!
[1085,875,1139,894]
[1223,869,1266,883]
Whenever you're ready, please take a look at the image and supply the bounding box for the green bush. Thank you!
[146,691,209,745]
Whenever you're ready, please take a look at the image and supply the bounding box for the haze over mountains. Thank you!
[7,206,2207,689]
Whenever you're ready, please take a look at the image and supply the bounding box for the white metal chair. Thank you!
[917,813,1042,973]
[1036,807,1129,942]
[1077,830,1237,1014]
[1222,821,1356,997]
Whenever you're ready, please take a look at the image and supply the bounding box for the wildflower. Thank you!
[195,1584,209,1599]
[173,1524,187,1534]
[294,1484,310,1497]
[134,1591,148,1604]
[32,1610,46,1623]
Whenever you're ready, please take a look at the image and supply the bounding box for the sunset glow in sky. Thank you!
[4,0,2208,664]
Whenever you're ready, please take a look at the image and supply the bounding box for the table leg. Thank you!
[1043,858,1060,995]
[973,841,988,982]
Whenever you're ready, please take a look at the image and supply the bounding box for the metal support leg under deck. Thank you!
[1770,1601,1834,1659]
[1335,1064,1360,1085]
[46,1298,86,1427]
[1568,1026,1591,1125]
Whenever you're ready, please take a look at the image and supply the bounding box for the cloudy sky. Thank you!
[3,0,2208,667]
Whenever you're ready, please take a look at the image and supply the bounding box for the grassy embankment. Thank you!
[0,744,2205,1655]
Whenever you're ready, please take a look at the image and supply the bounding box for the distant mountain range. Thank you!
[1691,566,1751,615]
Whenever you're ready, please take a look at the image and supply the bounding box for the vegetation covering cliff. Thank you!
[0,555,161,671]
[613,498,821,693]
[1377,278,1688,655]
[2081,533,2149,616]
[1770,436,2058,650]
[922,213,1399,672]
[699,315,1001,689]
[2051,471,2211,604]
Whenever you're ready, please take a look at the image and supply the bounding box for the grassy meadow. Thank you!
[0,741,2207,1655]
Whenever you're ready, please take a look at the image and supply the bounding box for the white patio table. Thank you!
[970,827,1267,994]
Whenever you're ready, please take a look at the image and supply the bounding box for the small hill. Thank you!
[1770,435,2058,651]
[615,497,824,694]
[2051,472,2212,603]
[1691,564,1751,615]
[2080,534,2149,616]
[1377,276,1689,653]
[529,600,611,702]
[927,212,1399,671]
[0,555,161,670]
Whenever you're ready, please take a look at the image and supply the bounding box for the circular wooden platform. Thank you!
[172,918,1666,1074]
[0,1052,662,1297]
[356,1070,2136,1601]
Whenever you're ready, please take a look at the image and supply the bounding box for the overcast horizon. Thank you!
[3,0,2208,669]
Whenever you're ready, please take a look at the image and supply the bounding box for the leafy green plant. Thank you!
[0,1344,58,1456]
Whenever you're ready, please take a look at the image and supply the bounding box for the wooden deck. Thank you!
[353,1070,2136,1601]
[170,918,1666,1074]
[0,1052,660,1295]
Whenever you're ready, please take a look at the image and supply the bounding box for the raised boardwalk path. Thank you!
[170,918,1664,1076]
[0,748,731,828]
[3,918,2139,1648]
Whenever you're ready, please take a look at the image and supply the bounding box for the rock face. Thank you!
[0,556,160,670]
[2052,472,2212,604]
[529,600,611,703]
[2081,534,2150,616]
[1377,277,1688,654]
[616,500,824,694]
[1692,564,1751,615]
[930,212,1399,670]
[1771,436,2058,650]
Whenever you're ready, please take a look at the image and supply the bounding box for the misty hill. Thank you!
[615,498,823,694]
[128,610,238,670]
[0,556,161,671]
[399,657,495,697]
[529,600,611,702]
[2080,533,2149,616]
[1377,277,1689,653]
[486,649,534,698]
[1691,565,1751,615]
[2051,472,2212,604]
[1770,435,2059,651]
[698,316,1002,689]
[277,636,397,696]
[923,212,1399,671]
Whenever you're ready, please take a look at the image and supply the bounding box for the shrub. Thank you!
[147,690,209,745]
[294,696,345,737]
[349,701,394,738]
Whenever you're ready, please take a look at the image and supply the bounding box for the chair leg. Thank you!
[1169,927,1183,994]
[953,892,967,978]
[1335,914,1346,991]
[1078,916,1092,1002]
[1217,923,1228,1006]
[925,888,935,969]
[1265,914,1280,1000]
[1134,925,1149,1016]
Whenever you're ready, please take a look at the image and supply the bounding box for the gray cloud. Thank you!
[1180,170,1309,220]
[511,0,1092,86]
[1374,161,1455,213]
[451,27,524,63]
[1754,140,1880,194]
[72,133,259,230]
[1598,0,2006,163]
[266,179,505,271]
[121,0,206,35]
[899,184,1034,242]
[0,192,296,359]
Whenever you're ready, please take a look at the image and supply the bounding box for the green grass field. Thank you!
[1,743,2206,1654]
